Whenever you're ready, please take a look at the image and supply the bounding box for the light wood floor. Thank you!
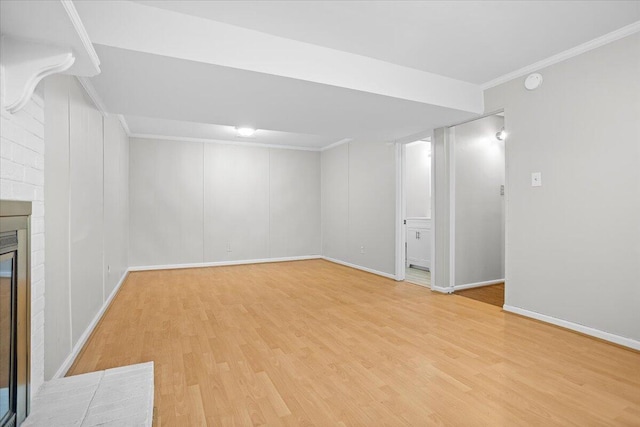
[68,260,640,426]
[456,283,505,307]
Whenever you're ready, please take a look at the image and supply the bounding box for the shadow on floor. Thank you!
[455,283,504,307]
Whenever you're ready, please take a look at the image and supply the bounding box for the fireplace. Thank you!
[0,201,31,427]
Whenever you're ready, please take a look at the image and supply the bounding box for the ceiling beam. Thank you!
[75,1,483,115]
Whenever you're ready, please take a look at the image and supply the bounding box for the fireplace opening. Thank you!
[0,201,31,427]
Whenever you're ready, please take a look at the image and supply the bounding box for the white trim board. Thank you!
[129,133,323,152]
[53,270,129,379]
[60,0,101,72]
[117,114,131,136]
[431,285,453,294]
[481,20,640,90]
[320,138,353,152]
[321,257,396,280]
[76,76,107,115]
[128,255,322,272]
[503,305,640,351]
[453,278,504,291]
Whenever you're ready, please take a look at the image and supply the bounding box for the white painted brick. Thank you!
[11,181,35,200]
[24,130,44,153]
[16,112,45,139]
[0,96,46,397]
[33,279,45,299]
[32,264,45,283]
[0,115,23,143]
[32,298,45,322]
[13,143,27,165]
[32,233,45,252]
[34,185,44,201]
[25,166,44,186]
[33,152,44,170]
[0,179,13,199]
[24,100,45,124]
[33,249,45,269]
[0,137,14,160]
[32,216,45,233]
[1,157,25,181]
[32,200,45,217]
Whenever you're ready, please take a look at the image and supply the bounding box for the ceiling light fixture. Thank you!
[496,128,507,141]
[236,127,256,137]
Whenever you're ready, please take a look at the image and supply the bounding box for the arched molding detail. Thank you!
[1,36,75,114]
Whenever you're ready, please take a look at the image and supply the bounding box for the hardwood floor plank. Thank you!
[68,259,640,426]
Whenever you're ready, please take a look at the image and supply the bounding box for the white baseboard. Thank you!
[453,278,504,291]
[128,255,322,272]
[53,270,130,379]
[431,285,453,294]
[503,305,640,351]
[321,256,396,280]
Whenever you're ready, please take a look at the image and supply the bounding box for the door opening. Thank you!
[398,138,433,287]
[449,113,506,307]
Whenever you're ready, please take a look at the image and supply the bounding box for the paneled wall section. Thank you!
[129,138,321,267]
[43,75,130,379]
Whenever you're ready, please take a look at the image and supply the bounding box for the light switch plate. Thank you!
[531,172,542,187]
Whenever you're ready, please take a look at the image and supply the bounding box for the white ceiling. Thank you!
[136,0,640,84]
[73,1,640,149]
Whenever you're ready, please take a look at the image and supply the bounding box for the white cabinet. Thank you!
[406,218,431,269]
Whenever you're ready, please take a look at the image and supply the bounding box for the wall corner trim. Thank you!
[53,270,130,379]
[76,76,108,115]
[321,256,396,280]
[503,304,640,351]
[481,20,640,90]
[117,114,131,136]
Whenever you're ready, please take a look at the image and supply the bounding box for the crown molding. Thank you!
[320,138,352,152]
[117,114,131,136]
[129,133,324,152]
[481,20,640,90]
[76,76,107,114]
[60,0,101,73]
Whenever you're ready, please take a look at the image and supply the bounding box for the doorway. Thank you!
[400,139,433,287]
[449,113,506,306]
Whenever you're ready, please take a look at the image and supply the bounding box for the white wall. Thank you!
[0,87,46,396]
[43,75,130,379]
[129,138,321,267]
[485,33,640,342]
[405,141,431,218]
[453,115,505,286]
[321,140,396,276]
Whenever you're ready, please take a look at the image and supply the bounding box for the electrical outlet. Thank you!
[360,245,365,254]
[226,242,232,252]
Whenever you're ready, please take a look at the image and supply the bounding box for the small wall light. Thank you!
[496,128,507,141]
[236,127,256,137]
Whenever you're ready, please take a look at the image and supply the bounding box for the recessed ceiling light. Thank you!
[236,127,256,137]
